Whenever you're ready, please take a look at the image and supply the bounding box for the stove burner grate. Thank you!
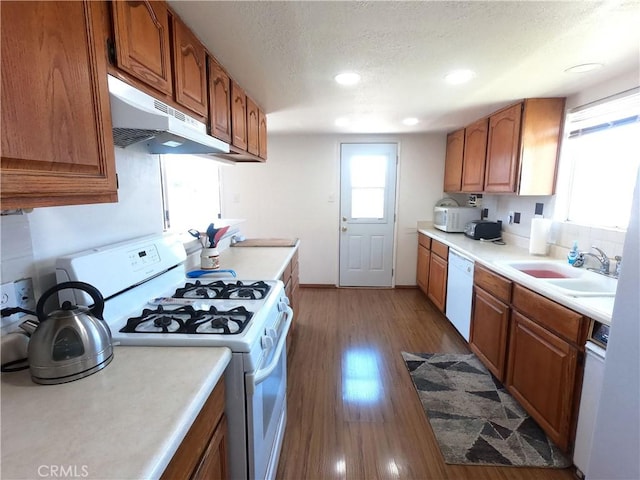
[173,280,271,300]
[120,305,253,335]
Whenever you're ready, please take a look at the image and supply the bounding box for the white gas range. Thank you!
[54,234,292,480]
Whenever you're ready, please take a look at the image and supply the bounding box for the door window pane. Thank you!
[350,155,387,219]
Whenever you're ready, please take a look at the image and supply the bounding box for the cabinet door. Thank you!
[416,244,430,295]
[484,103,522,193]
[172,15,207,117]
[112,0,172,95]
[231,81,248,150]
[506,311,578,452]
[469,287,510,381]
[443,129,464,192]
[258,110,268,159]
[1,1,117,210]
[461,118,488,192]
[192,416,228,480]
[427,254,448,313]
[246,97,260,156]
[208,57,232,143]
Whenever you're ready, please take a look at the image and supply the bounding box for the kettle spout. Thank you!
[19,318,39,335]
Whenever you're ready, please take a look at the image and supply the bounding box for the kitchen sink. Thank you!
[496,260,617,297]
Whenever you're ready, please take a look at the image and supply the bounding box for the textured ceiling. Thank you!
[168,1,640,134]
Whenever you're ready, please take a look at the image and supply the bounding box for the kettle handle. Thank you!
[36,281,105,323]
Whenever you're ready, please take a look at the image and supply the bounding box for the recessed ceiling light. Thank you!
[402,117,419,126]
[335,117,350,127]
[444,69,476,85]
[334,72,361,86]
[564,63,604,74]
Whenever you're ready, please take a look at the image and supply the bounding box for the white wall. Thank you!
[0,144,164,295]
[220,133,446,285]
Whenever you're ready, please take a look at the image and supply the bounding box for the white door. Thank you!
[339,143,397,287]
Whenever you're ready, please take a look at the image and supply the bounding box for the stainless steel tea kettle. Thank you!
[21,281,114,385]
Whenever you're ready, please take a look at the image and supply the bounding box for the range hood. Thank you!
[107,75,229,155]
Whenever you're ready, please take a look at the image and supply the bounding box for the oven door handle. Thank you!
[251,306,293,388]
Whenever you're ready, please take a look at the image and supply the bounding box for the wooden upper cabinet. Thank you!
[1,1,117,209]
[461,118,488,192]
[231,81,248,150]
[484,103,522,193]
[111,0,172,96]
[246,97,259,156]
[484,98,565,194]
[443,129,464,192]
[207,56,231,143]
[258,110,268,159]
[171,14,207,117]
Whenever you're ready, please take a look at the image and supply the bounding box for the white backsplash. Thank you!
[480,194,627,262]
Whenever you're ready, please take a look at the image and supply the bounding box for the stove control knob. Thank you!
[278,300,289,312]
[261,335,274,349]
[266,328,277,339]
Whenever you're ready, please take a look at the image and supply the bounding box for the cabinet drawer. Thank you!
[431,239,448,260]
[281,261,292,283]
[512,284,585,345]
[474,264,512,303]
[418,233,431,250]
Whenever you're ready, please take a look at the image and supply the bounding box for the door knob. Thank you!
[341,226,347,232]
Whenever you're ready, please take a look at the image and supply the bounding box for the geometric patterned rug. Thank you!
[402,352,572,468]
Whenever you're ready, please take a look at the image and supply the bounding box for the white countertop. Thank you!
[186,240,300,281]
[418,227,615,324]
[1,347,231,480]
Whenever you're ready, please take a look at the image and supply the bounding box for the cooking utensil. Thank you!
[188,228,206,247]
[212,225,230,247]
[22,281,114,385]
[187,269,237,278]
[206,223,216,248]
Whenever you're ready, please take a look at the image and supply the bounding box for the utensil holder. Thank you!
[200,248,220,270]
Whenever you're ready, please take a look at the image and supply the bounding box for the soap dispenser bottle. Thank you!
[567,241,579,265]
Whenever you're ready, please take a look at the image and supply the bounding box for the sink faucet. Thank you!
[574,246,610,275]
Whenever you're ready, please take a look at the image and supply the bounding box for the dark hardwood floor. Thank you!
[276,287,575,480]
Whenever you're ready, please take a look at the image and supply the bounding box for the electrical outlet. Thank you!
[1,281,19,327]
[15,278,35,311]
[508,211,514,224]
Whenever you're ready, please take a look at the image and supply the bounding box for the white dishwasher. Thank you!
[446,250,474,341]
[573,321,609,479]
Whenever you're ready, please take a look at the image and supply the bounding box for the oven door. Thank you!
[245,306,292,480]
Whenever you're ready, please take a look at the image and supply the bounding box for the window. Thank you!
[555,89,640,230]
[160,155,222,233]
[349,155,387,219]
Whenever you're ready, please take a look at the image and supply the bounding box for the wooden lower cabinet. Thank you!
[282,249,299,350]
[192,416,227,480]
[416,233,431,295]
[162,379,228,480]
[426,241,448,313]
[469,287,510,381]
[506,311,579,452]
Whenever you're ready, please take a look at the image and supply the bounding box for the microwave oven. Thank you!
[433,206,481,232]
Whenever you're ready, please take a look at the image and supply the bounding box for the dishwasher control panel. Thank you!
[589,320,610,349]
